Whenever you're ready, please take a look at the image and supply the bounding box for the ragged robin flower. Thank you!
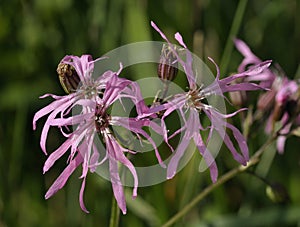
[235,39,300,154]
[146,22,272,182]
[33,55,163,214]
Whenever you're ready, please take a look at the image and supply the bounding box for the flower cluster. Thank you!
[235,39,300,153]
[33,22,273,214]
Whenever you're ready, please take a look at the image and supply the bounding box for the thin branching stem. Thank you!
[162,134,277,227]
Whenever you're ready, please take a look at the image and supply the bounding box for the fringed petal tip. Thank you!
[132,193,137,200]
[150,21,159,32]
[41,147,48,156]
[42,166,48,174]
[248,60,272,75]
[211,175,218,184]
[234,38,248,51]
[276,136,286,154]
[263,60,272,68]
[160,161,167,169]
[121,208,127,215]
[79,195,90,213]
[207,57,221,79]
[166,170,176,180]
[79,177,90,213]
[208,165,218,183]
[80,204,90,214]
[44,191,51,200]
[174,32,187,48]
[166,175,173,180]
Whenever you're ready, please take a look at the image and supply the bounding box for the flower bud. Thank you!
[229,79,248,107]
[257,90,275,111]
[272,101,285,122]
[229,91,247,107]
[266,182,290,204]
[157,44,178,82]
[57,62,80,94]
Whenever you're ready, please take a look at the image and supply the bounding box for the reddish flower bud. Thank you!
[272,101,285,122]
[57,62,80,94]
[229,79,248,107]
[266,182,290,204]
[157,44,178,82]
[257,90,276,111]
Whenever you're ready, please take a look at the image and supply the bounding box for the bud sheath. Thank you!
[57,63,80,94]
[157,45,178,82]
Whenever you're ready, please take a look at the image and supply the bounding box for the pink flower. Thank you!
[33,55,113,155]
[235,40,300,153]
[265,77,299,153]
[234,39,275,88]
[149,22,272,182]
[33,55,162,214]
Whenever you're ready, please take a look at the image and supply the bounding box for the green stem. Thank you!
[161,134,277,227]
[219,0,248,75]
[109,196,120,227]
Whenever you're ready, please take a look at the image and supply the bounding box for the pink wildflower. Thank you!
[148,22,272,182]
[33,55,162,214]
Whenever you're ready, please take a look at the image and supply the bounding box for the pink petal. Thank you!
[107,135,138,198]
[45,154,83,199]
[43,137,73,173]
[226,123,249,161]
[40,99,76,154]
[194,133,218,183]
[277,136,286,154]
[151,21,168,41]
[33,95,75,130]
[174,32,187,48]
[204,109,247,165]
[109,157,127,215]
[167,134,190,179]
[79,176,89,213]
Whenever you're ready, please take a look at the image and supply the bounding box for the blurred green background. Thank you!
[1,0,300,226]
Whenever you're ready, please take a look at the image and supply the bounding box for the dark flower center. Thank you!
[187,86,206,110]
[95,104,110,132]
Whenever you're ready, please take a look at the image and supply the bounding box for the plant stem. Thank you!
[109,196,120,227]
[219,0,248,75]
[161,134,276,227]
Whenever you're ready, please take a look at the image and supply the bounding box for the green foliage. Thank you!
[0,0,299,226]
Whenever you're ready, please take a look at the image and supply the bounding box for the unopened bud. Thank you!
[229,79,248,107]
[57,62,80,94]
[272,102,285,122]
[257,90,276,111]
[229,91,247,107]
[266,182,290,204]
[157,44,178,82]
